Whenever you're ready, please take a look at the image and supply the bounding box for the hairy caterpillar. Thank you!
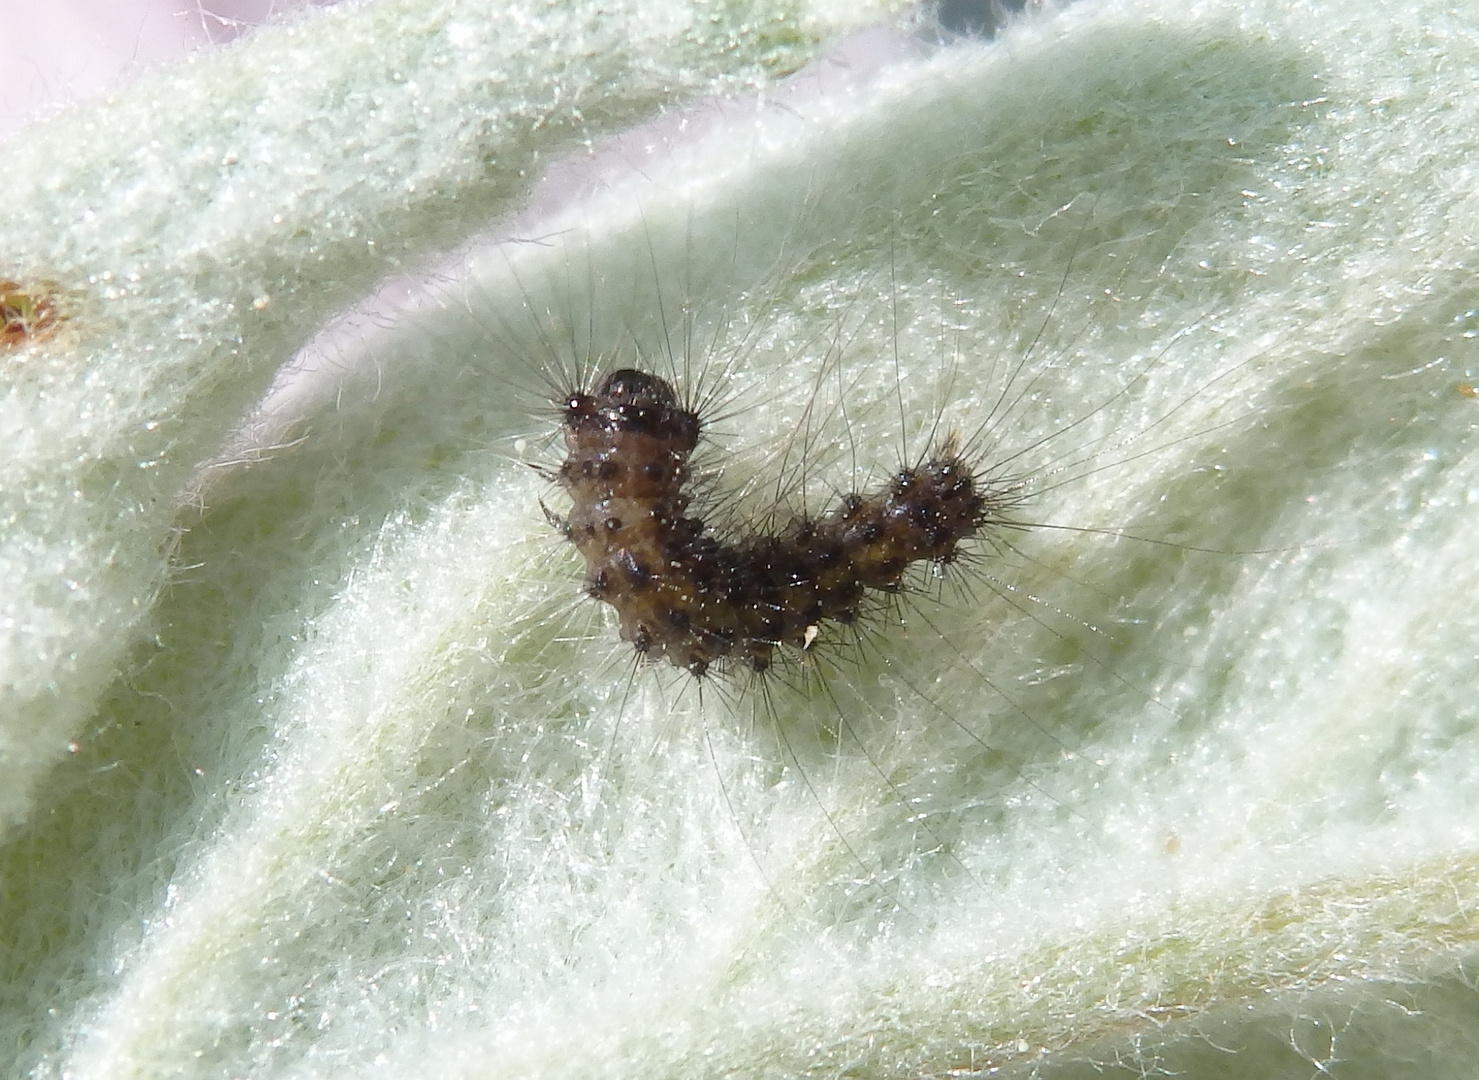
[550,365,1008,678]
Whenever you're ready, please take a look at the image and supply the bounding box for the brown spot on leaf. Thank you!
[1,280,58,346]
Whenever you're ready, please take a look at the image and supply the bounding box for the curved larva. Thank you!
[551,365,1005,677]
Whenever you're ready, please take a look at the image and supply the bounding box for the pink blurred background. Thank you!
[0,1,317,140]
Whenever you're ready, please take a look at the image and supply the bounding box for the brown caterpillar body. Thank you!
[554,367,1019,677]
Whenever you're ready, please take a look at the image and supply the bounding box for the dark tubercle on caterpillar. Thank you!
[554,367,1021,678]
